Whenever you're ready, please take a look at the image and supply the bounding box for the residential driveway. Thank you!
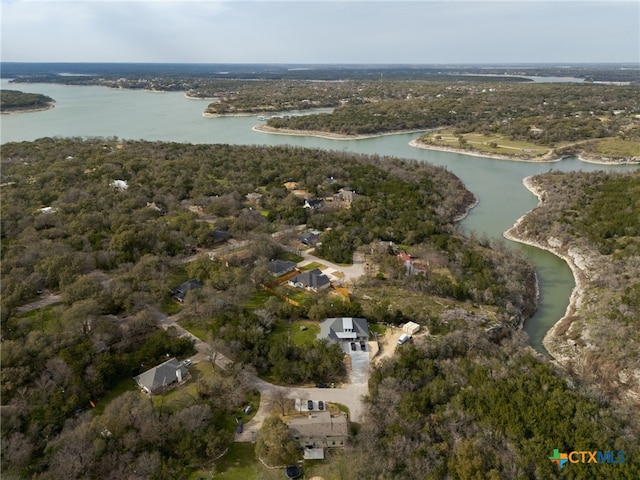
[348,349,370,386]
[341,341,370,386]
[297,249,365,284]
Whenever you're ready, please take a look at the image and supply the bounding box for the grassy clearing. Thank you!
[300,261,326,271]
[161,300,182,315]
[93,376,138,414]
[594,138,640,158]
[423,130,550,158]
[16,304,61,333]
[246,289,272,309]
[196,444,266,480]
[271,320,320,346]
[194,443,328,480]
[369,323,387,336]
[152,361,214,412]
[278,251,304,263]
[179,318,210,340]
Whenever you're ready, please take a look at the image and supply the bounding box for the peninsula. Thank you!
[0,89,55,114]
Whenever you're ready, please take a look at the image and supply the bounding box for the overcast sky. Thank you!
[1,1,639,64]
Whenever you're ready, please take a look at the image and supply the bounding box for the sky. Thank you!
[1,0,639,64]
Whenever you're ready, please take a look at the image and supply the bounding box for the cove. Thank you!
[2,80,638,354]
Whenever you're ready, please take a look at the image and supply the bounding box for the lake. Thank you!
[2,79,637,353]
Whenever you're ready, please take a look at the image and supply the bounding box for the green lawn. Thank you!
[594,137,640,158]
[152,361,214,412]
[93,375,138,415]
[197,444,267,480]
[299,261,326,271]
[271,320,320,346]
[161,299,182,315]
[368,323,387,336]
[246,289,272,309]
[192,443,324,480]
[15,304,61,334]
[278,251,304,263]
[423,131,550,158]
[179,318,210,340]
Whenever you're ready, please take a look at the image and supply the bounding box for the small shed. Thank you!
[403,321,420,335]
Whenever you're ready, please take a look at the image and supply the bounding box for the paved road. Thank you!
[297,249,365,285]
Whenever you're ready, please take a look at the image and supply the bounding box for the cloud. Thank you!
[2,1,638,63]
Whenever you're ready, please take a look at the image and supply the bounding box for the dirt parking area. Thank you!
[371,327,405,365]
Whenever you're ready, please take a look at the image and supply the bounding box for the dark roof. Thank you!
[268,259,297,276]
[289,269,330,289]
[172,279,203,301]
[299,232,320,245]
[304,199,323,209]
[211,230,232,243]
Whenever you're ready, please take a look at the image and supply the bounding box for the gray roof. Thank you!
[318,317,369,342]
[134,358,188,394]
[289,269,330,289]
[299,232,320,245]
[268,259,297,276]
[172,279,203,301]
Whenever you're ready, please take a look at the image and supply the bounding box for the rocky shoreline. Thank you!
[253,124,428,140]
[503,177,587,362]
[504,175,640,406]
[410,138,639,165]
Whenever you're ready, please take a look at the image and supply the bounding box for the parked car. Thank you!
[315,382,328,388]
[318,400,324,410]
[360,341,366,351]
[182,359,192,367]
[307,400,313,410]
[235,419,243,434]
[350,342,356,351]
[243,405,251,415]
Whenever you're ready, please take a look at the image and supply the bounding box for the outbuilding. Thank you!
[403,321,420,335]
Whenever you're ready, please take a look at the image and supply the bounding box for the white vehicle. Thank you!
[397,334,412,345]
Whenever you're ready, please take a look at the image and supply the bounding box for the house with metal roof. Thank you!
[133,358,190,395]
[318,317,369,342]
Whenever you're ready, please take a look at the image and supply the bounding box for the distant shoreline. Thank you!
[253,124,428,140]
[408,138,561,162]
[1,103,55,115]
[409,138,639,165]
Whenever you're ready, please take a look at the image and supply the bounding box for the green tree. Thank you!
[255,416,301,466]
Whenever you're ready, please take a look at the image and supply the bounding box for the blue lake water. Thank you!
[2,79,637,353]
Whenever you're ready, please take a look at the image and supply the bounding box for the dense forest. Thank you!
[0,138,535,478]
[342,330,640,480]
[1,138,637,478]
[0,89,55,113]
[506,171,640,412]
